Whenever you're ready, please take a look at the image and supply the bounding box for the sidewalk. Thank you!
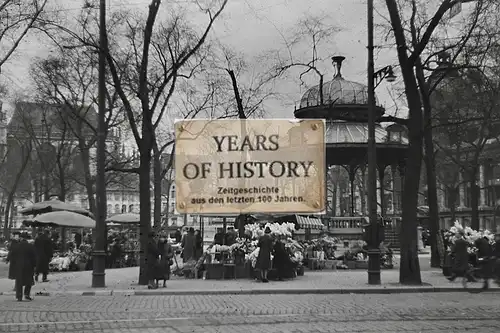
[1,266,498,296]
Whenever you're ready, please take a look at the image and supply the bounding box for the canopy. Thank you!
[106,213,140,224]
[295,215,324,230]
[27,211,95,228]
[20,199,94,218]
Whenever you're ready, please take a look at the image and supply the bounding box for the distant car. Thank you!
[0,248,8,258]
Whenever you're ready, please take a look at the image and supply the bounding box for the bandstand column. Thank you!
[458,172,466,208]
[335,184,341,216]
[350,173,356,216]
[439,182,446,210]
[378,166,386,216]
[479,164,487,207]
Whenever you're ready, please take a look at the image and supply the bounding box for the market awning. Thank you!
[296,215,324,230]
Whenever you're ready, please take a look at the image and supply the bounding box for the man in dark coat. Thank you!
[6,232,20,291]
[448,232,473,287]
[256,227,273,282]
[493,234,500,285]
[34,229,53,282]
[11,232,37,301]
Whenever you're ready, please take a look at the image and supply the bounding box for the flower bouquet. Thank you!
[444,221,495,253]
[244,222,295,239]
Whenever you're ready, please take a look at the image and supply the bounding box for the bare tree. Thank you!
[42,0,229,284]
[30,45,126,214]
[382,0,499,283]
[433,55,500,229]
[0,0,48,72]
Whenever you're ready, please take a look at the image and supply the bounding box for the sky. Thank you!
[0,0,475,127]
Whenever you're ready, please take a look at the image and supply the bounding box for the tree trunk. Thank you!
[79,144,96,215]
[449,187,457,223]
[417,57,440,267]
[385,0,422,285]
[470,172,480,230]
[57,162,66,202]
[153,150,162,231]
[3,145,31,238]
[138,134,152,285]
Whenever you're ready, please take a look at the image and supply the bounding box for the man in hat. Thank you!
[6,231,20,291]
[11,232,37,301]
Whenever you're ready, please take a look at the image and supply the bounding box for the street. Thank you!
[0,292,499,332]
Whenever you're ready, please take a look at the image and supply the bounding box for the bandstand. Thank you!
[294,56,409,238]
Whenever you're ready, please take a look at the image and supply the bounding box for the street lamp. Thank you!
[366,0,397,285]
[92,0,107,288]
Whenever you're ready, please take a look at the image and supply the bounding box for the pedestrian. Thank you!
[493,233,500,285]
[273,236,289,281]
[447,232,473,287]
[156,234,174,288]
[74,231,82,249]
[11,232,37,301]
[174,228,182,243]
[194,230,203,260]
[146,232,161,289]
[34,229,53,282]
[474,236,493,289]
[6,231,20,291]
[256,227,273,283]
[181,228,196,263]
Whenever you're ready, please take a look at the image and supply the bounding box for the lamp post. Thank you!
[92,0,107,288]
[367,0,396,285]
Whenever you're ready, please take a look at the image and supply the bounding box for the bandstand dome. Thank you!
[299,73,378,109]
[294,56,384,121]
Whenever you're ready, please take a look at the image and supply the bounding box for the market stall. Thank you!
[23,211,96,272]
[186,222,304,280]
[20,199,94,252]
[106,213,141,268]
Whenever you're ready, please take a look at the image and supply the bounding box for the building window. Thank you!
[129,204,134,213]
[114,204,120,214]
[121,204,126,213]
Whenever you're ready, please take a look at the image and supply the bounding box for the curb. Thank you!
[1,286,498,297]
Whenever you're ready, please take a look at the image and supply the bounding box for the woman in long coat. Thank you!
[146,232,162,289]
[256,227,273,282]
[156,235,174,288]
[273,237,290,281]
[194,230,203,260]
[181,228,196,263]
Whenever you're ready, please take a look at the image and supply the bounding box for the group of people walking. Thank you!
[448,232,500,289]
[6,229,54,301]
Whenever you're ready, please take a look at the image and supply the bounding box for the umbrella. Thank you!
[106,213,140,225]
[19,199,94,218]
[30,211,95,228]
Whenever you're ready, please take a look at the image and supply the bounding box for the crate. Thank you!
[205,263,224,279]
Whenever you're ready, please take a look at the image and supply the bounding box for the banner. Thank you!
[175,119,325,214]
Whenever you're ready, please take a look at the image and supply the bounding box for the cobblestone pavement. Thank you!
[0,292,499,332]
